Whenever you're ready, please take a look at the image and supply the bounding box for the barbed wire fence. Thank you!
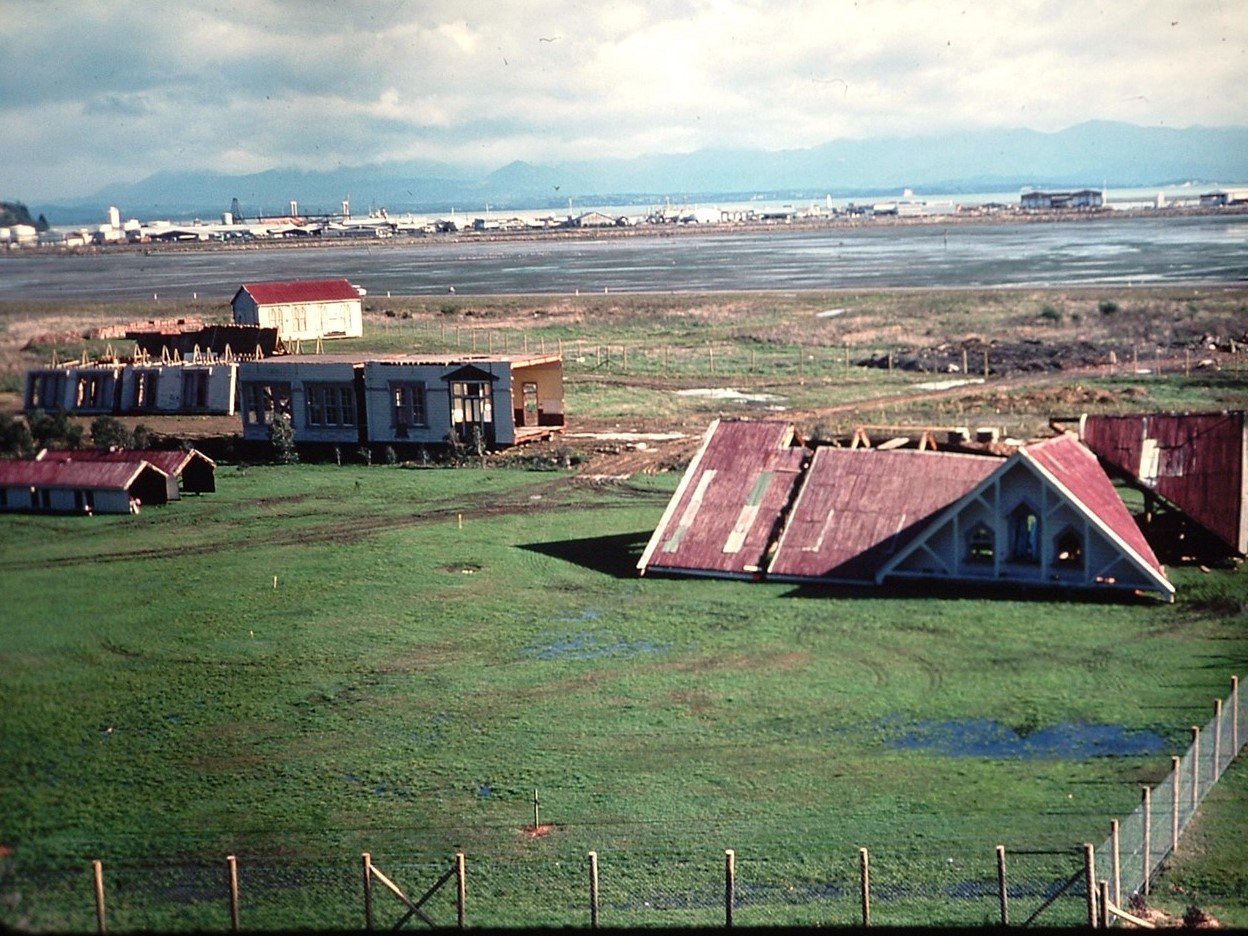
[2,675,1241,932]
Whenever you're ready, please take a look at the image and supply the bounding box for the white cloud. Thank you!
[1,0,1245,200]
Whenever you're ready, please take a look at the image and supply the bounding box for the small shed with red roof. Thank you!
[231,279,364,341]
[36,448,216,498]
[0,459,170,515]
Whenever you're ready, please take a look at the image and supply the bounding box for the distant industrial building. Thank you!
[1020,190,1105,210]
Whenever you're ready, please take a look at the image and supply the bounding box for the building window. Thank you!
[132,370,159,410]
[1008,503,1041,563]
[451,381,492,439]
[1054,526,1084,569]
[75,374,107,409]
[392,383,427,436]
[29,372,66,409]
[305,383,356,427]
[966,522,995,563]
[242,382,292,426]
[182,370,209,411]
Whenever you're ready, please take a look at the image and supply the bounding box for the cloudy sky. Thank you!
[3,0,1245,201]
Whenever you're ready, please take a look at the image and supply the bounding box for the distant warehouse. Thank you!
[232,279,365,342]
[1020,189,1104,210]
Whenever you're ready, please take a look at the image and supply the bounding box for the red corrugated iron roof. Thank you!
[36,448,215,477]
[637,419,807,577]
[1079,411,1247,554]
[0,459,168,490]
[768,447,1001,582]
[237,279,361,305]
[1023,432,1167,575]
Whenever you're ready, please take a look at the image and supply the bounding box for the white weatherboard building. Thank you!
[231,279,364,342]
[238,353,565,450]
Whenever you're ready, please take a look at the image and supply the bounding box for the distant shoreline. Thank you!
[8,204,1246,259]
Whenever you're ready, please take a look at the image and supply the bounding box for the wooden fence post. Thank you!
[1099,880,1111,929]
[226,854,240,933]
[1083,843,1097,929]
[995,845,1008,926]
[93,859,106,935]
[588,851,600,929]
[456,852,466,929]
[362,852,374,931]
[1214,699,1224,779]
[859,847,871,927]
[1142,786,1152,895]
[1171,756,1182,853]
[724,849,735,928]
[1191,727,1200,808]
[1233,676,1240,754]
[1111,820,1121,910]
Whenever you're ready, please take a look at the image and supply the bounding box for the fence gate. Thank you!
[1006,848,1088,928]
[362,852,465,930]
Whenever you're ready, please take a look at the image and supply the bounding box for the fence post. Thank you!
[588,851,600,929]
[1233,676,1240,754]
[1142,786,1152,895]
[226,854,240,933]
[456,852,466,929]
[362,852,374,931]
[859,847,871,928]
[995,845,1009,926]
[1083,843,1097,929]
[1099,880,1111,929]
[724,849,735,928]
[93,859,106,935]
[1171,756,1181,853]
[1111,819,1121,910]
[1214,699,1224,779]
[1191,726,1200,809]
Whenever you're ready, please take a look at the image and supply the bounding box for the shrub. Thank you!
[1099,299,1120,315]
[1039,304,1063,324]
[268,414,299,464]
[90,415,134,450]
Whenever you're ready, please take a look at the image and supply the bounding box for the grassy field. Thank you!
[1,461,1246,929]
[2,285,1248,928]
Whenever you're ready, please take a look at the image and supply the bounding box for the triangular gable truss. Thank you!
[879,436,1174,600]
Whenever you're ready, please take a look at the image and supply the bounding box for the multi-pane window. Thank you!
[242,382,292,426]
[391,383,427,436]
[451,382,492,427]
[182,370,209,411]
[28,372,66,410]
[306,383,356,427]
[75,374,106,408]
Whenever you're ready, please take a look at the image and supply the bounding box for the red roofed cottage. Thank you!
[232,279,364,342]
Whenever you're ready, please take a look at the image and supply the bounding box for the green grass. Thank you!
[2,463,1246,928]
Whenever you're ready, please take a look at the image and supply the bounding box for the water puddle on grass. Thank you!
[522,631,668,661]
[886,718,1167,759]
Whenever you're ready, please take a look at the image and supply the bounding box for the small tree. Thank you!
[28,409,83,452]
[90,415,134,450]
[0,414,35,458]
[268,414,299,464]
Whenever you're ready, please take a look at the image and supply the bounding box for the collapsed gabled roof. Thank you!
[1078,411,1247,555]
[637,419,808,578]
[640,420,1174,600]
[768,447,1001,583]
[234,279,361,306]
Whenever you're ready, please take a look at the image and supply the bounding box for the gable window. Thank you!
[392,382,427,436]
[966,522,995,563]
[1054,526,1084,569]
[1008,503,1041,563]
[241,382,292,427]
[305,383,356,427]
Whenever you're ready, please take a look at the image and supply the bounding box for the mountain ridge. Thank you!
[29,121,1248,225]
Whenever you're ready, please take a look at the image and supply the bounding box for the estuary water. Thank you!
[1,214,1245,301]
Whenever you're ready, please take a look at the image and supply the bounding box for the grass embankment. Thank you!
[1,464,1246,928]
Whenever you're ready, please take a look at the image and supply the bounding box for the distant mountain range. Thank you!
[34,121,1248,225]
